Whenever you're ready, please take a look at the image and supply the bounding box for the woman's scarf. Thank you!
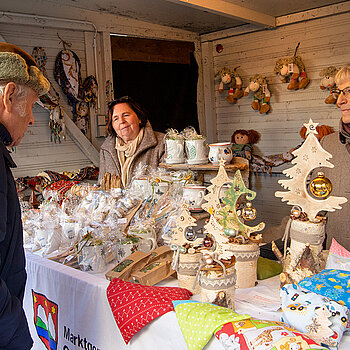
[115,128,144,187]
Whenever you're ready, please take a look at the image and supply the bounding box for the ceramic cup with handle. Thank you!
[208,142,233,165]
[183,184,206,212]
[128,226,157,253]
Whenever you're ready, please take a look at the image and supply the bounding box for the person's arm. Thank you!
[0,153,33,350]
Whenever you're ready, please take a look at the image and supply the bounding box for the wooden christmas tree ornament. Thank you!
[170,203,203,294]
[275,119,347,285]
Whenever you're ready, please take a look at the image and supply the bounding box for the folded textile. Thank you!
[172,300,250,349]
[106,278,192,344]
[299,269,350,309]
[281,283,349,350]
[215,318,327,350]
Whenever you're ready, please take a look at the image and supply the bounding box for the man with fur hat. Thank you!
[0,43,49,349]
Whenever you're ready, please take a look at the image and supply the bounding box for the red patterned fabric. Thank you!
[106,278,192,344]
[44,179,80,205]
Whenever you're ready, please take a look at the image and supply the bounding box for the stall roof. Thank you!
[44,0,346,34]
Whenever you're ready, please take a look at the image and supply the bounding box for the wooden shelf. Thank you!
[159,157,248,172]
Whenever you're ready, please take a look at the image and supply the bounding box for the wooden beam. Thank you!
[63,110,100,166]
[111,36,195,64]
[166,0,276,28]
[276,2,350,26]
[201,41,217,144]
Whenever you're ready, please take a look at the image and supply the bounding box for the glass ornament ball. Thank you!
[242,202,257,221]
[179,246,187,254]
[203,236,214,248]
[205,257,213,265]
[185,227,196,241]
[310,172,332,198]
[224,228,238,237]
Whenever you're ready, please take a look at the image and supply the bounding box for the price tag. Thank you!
[288,63,294,73]
[117,218,127,224]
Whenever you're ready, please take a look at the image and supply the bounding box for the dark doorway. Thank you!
[111,36,199,134]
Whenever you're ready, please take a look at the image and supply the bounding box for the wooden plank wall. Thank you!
[11,105,93,178]
[0,22,94,177]
[209,12,350,227]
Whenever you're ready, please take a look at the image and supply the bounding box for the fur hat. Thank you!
[0,42,50,96]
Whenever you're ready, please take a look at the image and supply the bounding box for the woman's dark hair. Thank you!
[106,96,148,137]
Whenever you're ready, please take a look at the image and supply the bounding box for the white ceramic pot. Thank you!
[208,142,233,165]
[183,184,206,212]
[185,138,208,165]
[165,139,185,164]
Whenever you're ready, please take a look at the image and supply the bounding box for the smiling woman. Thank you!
[98,96,165,188]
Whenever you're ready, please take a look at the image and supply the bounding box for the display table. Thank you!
[24,251,350,350]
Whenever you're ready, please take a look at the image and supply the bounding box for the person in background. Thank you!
[320,64,350,250]
[98,96,165,188]
[0,43,50,349]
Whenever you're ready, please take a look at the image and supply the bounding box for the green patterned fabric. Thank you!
[172,300,250,349]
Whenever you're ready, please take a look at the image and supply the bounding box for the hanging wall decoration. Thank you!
[54,34,83,126]
[319,66,339,104]
[244,74,271,114]
[32,46,65,143]
[275,119,347,286]
[274,42,310,90]
[215,66,244,104]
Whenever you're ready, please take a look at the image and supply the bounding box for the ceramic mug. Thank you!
[208,142,233,165]
[165,139,185,164]
[79,245,106,273]
[219,184,231,205]
[185,138,208,165]
[131,177,152,198]
[183,184,206,212]
[128,227,157,253]
[152,181,169,199]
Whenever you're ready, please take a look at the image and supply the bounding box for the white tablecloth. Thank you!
[23,252,350,350]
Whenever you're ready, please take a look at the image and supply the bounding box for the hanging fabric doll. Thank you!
[82,75,98,108]
[54,49,83,122]
[231,129,260,161]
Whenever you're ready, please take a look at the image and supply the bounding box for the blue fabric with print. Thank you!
[299,269,350,309]
[281,283,349,350]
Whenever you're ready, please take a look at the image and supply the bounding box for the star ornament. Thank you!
[218,158,226,167]
[304,118,319,136]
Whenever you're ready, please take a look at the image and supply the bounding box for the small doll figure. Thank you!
[231,129,260,161]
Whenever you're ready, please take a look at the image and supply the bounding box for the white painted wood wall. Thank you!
[203,12,350,227]
[11,105,93,178]
[0,8,198,178]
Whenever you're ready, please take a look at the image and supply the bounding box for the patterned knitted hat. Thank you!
[0,42,50,96]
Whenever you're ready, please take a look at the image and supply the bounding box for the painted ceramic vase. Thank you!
[185,138,208,165]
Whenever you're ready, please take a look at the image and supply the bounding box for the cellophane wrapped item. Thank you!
[180,126,204,140]
[165,128,183,141]
[33,190,63,256]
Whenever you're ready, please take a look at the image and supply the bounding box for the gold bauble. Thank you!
[310,171,332,198]
[242,202,257,220]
